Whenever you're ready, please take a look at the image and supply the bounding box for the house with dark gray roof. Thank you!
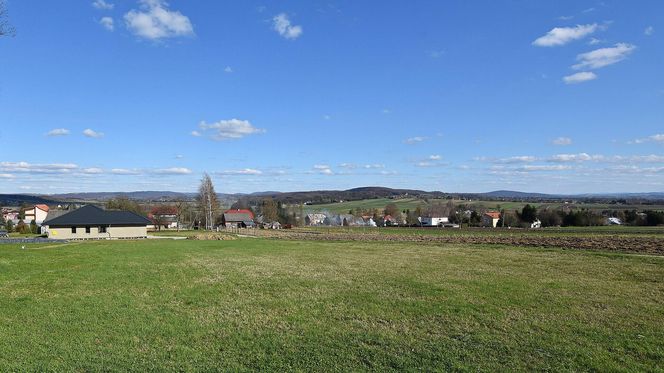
[42,205,151,240]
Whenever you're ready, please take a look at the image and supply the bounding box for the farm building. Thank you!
[42,205,151,240]
[23,204,49,225]
[221,209,255,228]
[482,212,501,228]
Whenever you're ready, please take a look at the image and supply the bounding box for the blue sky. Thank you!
[0,0,662,194]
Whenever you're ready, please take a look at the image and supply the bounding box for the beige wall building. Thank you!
[43,205,150,240]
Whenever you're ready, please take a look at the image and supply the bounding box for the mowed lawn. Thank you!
[1,239,663,371]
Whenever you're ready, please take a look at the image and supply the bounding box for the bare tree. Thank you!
[0,1,16,37]
[197,173,219,230]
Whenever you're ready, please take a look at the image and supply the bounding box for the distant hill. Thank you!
[234,187,446,206]
[2,188,663,208]
[0,194,64,207]
[49,191,196,201]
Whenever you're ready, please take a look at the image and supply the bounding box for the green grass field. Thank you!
[305,197,425,214]
[1,238,663,371]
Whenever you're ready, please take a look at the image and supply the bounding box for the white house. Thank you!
[23,204,50,225]
[482,212,501,228]
[420,216,450,227]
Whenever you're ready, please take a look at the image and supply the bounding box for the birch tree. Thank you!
[197,173,219,230]
[0,1,15,37]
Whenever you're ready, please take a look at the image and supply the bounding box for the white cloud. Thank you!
[313,164,333,175]
[494,156,537,164]
[153,167,192,175]
[197,119,265,140]
[224,66,233,73]
[111,168,141,175]
[563,71,597,84]
[549,153,604,162]
[572,43,636,70]
[645,26,654,36]
[552,137,573,146]
[191,130,201,137]
[533,24,599,47]
[83,128,104,138]
[588,37,602,45]
[92,0,114,10]
[124,0,194,40]
[46,128,70,137]
[218,168,263,175]
[324,115,331,120]
[429,155,442,160]
[272,13,302,40]
[82,168,104,174]
[0,173,14,179]
[520,165,572,171]
[630,134,664,144]
[404,136,426,144]
[0,162,78,174]
[100,17,114,31]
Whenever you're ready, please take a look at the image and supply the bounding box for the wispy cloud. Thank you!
[630,134,664,145]
[46,128,70,137]
[532,24,599,47]
[429,155,442,160]
[124,0,194,41]
[313,164,333,175]
[92,0,114,10]
[0,162,78,174]
[83,128,104,138]
[552,137,573,145]
[196,119,265,140]
[644,26,654,36]
[404,136,426,145]
[100,17,114,31]
[224,66,233,73]
[548,153,604,162]
[153,167,192,175]
[218,168,263,175]
[272,13,302,40]
[111,168,141,175]
[572,43,636,70]
[564,71,597,84]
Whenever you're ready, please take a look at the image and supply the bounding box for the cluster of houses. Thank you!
[1,201,567,241]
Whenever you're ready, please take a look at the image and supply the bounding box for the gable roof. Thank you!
[223,212,254,222]
[484,211,501,219]
[224,209,254,219]
[43,205,151,226]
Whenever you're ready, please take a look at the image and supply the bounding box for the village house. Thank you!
[42,205,151,240]
[1,208,20,224]
[221,209,255,228]
[419,216,450,227]
[148,206,179,230]
[23,204,50,225]
[482,211,501,228]
[305,213,326,226]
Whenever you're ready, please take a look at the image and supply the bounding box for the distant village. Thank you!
[3,192,663,241]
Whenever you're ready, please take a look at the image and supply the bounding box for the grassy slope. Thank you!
[1,239,663,371]
[305,197,425,214]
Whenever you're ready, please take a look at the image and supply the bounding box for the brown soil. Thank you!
[253,230,664,256]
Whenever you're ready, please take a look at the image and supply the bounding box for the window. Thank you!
[99,226,107,233]
[85,226,91,234]
[71,227,77,234]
